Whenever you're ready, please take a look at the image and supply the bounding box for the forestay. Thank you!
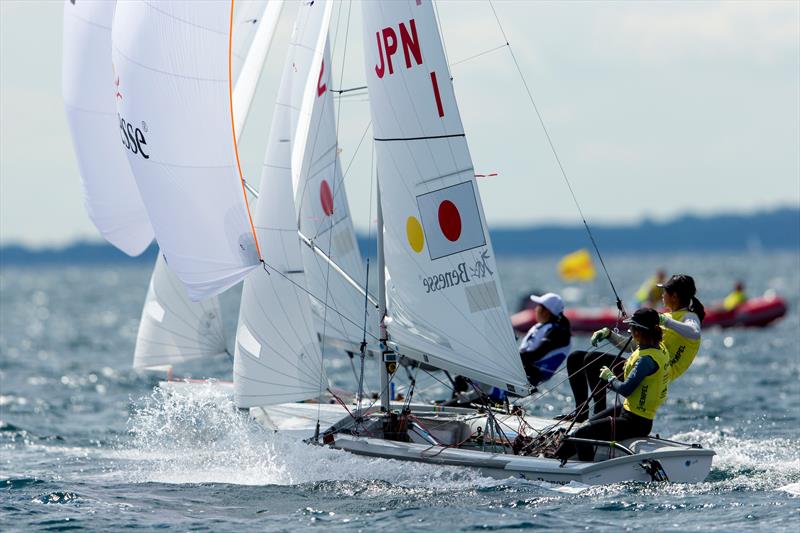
[62,0,154,257]
[361,0,528,394]
[112,1,262,301]
[292,39,379,354]
[133,253,227,370]
[234,0,333,408]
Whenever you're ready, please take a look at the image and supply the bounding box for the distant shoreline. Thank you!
[2,207,797,265]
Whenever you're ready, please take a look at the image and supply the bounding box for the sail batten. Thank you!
[362,0,529,393]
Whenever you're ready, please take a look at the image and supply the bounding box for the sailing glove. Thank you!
[599,366,614,381]
[590,327,611,347]
[659,313,668,326]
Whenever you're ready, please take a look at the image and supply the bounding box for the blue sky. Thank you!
[1,0,798,248]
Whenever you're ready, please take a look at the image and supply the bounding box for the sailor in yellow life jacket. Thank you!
[556,308,670,462]
[563,274,704,421]
[723,281,748,311]
[634,269,666,308]
[657,274,704,382]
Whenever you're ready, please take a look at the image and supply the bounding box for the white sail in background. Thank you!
[232,0,284,134]
[62,0,154,257]
[234,0,333,408]
[132,1,282,371]
[112,1,262,301]
[133,253,227,370]
[231,0,269,82]
[361,0,528,394]
[292,40,379,354]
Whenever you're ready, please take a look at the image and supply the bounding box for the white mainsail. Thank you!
[112,1,262,301]
[62,0,154,257]
[132,0,282,371]
[133,253,227,370]
[292,40,379,355]
[234,0,333,408]
[362,0,529,394]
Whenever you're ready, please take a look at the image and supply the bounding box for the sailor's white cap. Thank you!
[530,292,564,315]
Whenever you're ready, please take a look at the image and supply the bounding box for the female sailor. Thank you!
[518,292,572,387]
[556,308,670,461]
[564,274,704,421]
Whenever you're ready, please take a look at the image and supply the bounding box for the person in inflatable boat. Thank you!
[564,274,704,422]
[556,308,669,462]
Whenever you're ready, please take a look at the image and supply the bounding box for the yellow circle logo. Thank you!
[406,216,424,253]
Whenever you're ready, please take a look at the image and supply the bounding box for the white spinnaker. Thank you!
[234,0,332,408]
[292,40,379,354]
[133,253,227,370]
[112,1,261,301]
[132,0,281,371]
[361,1,528,394]
[62,0,154,257]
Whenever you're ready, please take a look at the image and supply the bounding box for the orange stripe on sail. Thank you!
[228,0,262,261]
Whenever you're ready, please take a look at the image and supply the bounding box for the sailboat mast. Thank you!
[376,180,392,413]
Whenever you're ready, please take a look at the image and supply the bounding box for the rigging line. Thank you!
[332,85,367,94]
[357,259,370,403]
[432,0,452,78]
[366,138,375,245]
[332,0,353,215]
[260,260,379,341]
[310,118,371,240]
[449,43,508,68]
[486,0,626,316]
[317,0,352,431]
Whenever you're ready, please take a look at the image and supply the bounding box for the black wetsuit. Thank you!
[565,350,625,422]
[557,404,653,461]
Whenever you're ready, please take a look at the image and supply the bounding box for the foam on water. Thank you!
[116,385,489,490]
[669,429,800,492]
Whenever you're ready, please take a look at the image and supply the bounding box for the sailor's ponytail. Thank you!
[690,296,706,323]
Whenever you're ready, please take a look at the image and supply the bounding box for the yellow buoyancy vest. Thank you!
[723,290,747,311]
[661,309,701,382]
[622,346,670,420]
[635,276,662,306]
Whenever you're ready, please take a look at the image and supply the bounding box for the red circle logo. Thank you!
[438,200,461,242]
[320,180,334,216]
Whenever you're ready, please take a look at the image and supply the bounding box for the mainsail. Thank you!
[234,0,333,408]
[112,0,262,301]
[292,40,380,354]
[62,0,154,256]
[362,0,529,393]
[133,253,227,370]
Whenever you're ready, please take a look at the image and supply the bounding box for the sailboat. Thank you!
[69,0,715,485]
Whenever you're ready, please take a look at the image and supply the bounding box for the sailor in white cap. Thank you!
[518,292,572,387]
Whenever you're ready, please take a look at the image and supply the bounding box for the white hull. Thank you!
[330,433,713,485]
[248,401,714,485]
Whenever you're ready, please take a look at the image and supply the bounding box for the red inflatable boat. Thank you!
[511,294,788,334]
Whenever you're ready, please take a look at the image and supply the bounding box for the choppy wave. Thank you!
[117,384,486,490]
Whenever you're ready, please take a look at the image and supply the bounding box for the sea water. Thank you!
[1,251,798,531]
